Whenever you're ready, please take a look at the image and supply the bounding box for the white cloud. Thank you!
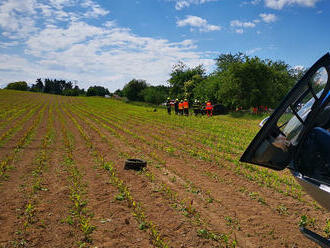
[81,0,109,18]
[252,0,262,4]
[0,41,19,48]
[0,0,38,38]
[259,13,277,23]
[0,0,110,40]
[264,0,320,10]
[168,0,219,10]
[230,20,256,28]
[48,0,75,9]
[0,1,215,91]
[25,22,106,57]
[177,15,221,32]
[235,29,244,34]
[246,47,262,55]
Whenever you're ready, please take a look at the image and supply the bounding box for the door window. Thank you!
[277,67,328,145]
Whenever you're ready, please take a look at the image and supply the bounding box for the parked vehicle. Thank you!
[241,53,330,247]
[201,103,228,115]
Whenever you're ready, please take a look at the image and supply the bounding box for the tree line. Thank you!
[3,52,306,109]
[116,52,306,110]
[4,78,110,97]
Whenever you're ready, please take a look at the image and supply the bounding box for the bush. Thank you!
[5,81,28,91]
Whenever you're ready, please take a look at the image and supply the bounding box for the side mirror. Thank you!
[259,116,270,128]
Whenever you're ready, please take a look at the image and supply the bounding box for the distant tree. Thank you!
[193,74,222,103]
[30,78,44,92]
[122,79,147,101]
[86,85,110,96]
[168,62,205,99]
[5,81,29,91]
[290,66,307,82]
[141,85,169,105]
[215,52,245,72]
[268,60,296,107]
[217,56,274,109]
[43,78,54,94]
[114,89,124,97]
[183,74,204,101]
[78,87,86,96]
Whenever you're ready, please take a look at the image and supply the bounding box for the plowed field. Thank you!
[0,90,328,248]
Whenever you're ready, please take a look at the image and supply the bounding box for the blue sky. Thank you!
[0,0,329,91]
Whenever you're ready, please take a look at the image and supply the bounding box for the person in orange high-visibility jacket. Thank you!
[178,100,184,115]
[205,100,213,117]
[183,99,189,116]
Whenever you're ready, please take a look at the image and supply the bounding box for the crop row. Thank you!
[0,103,42,148]
[71,102,303,243]
[62,105,171,248]
[70,99,328,237]
[16,104,56,244]
[57,107,95,246]
[72,100,305,202]
[0,104,47,180]
[66,103,237,247]
[0,103,36,131]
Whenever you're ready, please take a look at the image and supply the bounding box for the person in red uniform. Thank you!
[178,100,184,115]
[206,100,213,117]
[183,99,189,116]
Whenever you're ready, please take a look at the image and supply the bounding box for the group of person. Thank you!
[166,98,214,117]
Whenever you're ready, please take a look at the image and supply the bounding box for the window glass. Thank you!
[311,67,328,96]
[276,67,328,145]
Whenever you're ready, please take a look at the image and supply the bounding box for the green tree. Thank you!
[215,52,245,72]
[141,85,169,105]
[86,85,110,96]
[268,60,296,107]
[5,81,29,91]
[30,78,44,92]
[193,74,222,103]
[114,89,124,97]
[168,62,205,99]
[218,57,274,109]
[122,79,147,101]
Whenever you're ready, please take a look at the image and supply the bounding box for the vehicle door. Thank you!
[240,53,330,171]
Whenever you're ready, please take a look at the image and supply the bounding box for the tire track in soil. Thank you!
[0,104,49,247]
[60,105,153,247]
[72,104,320,248]
[66,105,224,248]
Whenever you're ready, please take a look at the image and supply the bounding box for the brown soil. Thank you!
[70,101,325,248]
[0,93,328,248]
[0,105,49,247]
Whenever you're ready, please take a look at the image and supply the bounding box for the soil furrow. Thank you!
[0,103,49,247]
[65,105,227,247]
[70,102,321,247]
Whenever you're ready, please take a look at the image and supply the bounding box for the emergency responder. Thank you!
[166,97,171,115]
[193,99,200,116]
[183,99,189,116]
[178,100,184,115]
[174,99,179,115]
[206,100,213,117]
